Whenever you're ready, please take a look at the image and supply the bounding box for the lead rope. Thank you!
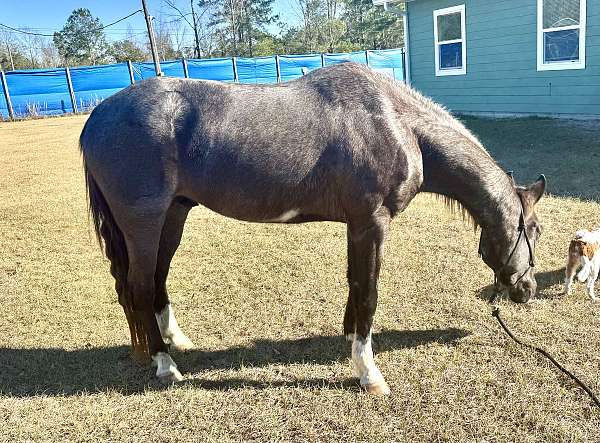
[491,306,600,408]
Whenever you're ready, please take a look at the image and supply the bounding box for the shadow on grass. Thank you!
[476,268,566,303]
[461,117,600,202]
[0,328,469,397]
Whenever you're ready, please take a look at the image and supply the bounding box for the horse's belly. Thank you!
[182,176,341,224]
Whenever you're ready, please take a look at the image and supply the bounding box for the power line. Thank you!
[0,23,52,37]
[0,9,143,37]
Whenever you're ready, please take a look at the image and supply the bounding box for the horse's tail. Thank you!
[80,131,150,360]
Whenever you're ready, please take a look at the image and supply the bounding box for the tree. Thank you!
[283,0,347,54]
[163,0,202,58]
[0,44,30,71]
[252,30,283,56]
[110,39,147,62]
[151,18,185,60]
[53,8,109,65]
[39,39,62,68]
[0,30,41,70]
[18,30,45,69]
[200,0,278,57]
[342,0,403,49]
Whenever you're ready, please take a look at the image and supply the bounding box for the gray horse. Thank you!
[80,63,545,395]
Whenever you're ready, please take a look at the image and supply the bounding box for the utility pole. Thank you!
[141,0,162,76]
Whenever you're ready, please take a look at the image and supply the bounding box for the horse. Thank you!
[80,63,545,395]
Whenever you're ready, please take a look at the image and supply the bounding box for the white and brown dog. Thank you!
[565,229,600,301]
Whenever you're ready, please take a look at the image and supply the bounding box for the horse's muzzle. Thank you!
[508,277,537,303]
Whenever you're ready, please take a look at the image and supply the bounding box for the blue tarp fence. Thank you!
[0,48,404,119]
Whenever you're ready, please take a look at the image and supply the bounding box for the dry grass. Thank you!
[1,115,599,442]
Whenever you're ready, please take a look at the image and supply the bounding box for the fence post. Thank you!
[232,57,238,82]
[401,49,407,83]
[275,55,281,83]
[320,53,325,67]
[402,12,411,85]
[65,66,77,114]
[182,58,189,78]
[0,70,14,121]
[365,50,370,66]
[127,60,135,84]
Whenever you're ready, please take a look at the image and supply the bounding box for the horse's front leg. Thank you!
[347,207,391,395]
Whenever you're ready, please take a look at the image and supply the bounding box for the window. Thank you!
[537,0,586,70]
[434,5,466,76]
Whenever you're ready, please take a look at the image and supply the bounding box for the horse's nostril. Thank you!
[508,278,536,303]
[525,279,537,294]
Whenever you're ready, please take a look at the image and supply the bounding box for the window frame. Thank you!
[537,0,586,71]
[433,4,467,77]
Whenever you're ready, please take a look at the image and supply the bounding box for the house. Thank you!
[374,0,599,118]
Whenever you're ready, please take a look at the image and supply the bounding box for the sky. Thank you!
[0,0,303,42]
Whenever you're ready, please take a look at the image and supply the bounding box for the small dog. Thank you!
[565,229,600,301]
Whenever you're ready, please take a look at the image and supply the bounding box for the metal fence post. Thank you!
[182,58,189,78]
[232,57,238,82]
[401,49,407,83]
[65,66,77,113]
[320,53,325,67]
[0,70,14,120]
[127,60,135,84]
[402,12,411,85]
[365,50,370,66]
[275,55,281,83]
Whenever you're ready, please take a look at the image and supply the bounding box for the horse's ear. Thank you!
[506,170,515,186]
[526,174,546,204]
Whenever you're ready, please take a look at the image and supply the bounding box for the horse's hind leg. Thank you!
[347,206,391,396]
[343,226,357,342]
[122,208,183,382]
[154,199,196,350]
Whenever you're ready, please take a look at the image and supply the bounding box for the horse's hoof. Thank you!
[158,367,184,384]
[363,380,391,396]
[153,352,184,383]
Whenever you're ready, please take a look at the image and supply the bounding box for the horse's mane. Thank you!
[434,194,479,233]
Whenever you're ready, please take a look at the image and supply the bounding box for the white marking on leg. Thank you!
[351,331,386,388]
[268,209,299,222]
[155,304,195,351]
[346,333,356,342]
[152,352,183,381]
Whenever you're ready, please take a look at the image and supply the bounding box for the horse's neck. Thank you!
[417,124,520,232]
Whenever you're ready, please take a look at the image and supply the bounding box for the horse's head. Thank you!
[479,175,546,303]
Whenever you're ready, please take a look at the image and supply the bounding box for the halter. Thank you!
[479,193,535,289]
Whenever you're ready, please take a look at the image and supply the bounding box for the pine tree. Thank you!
[53,8,109,65]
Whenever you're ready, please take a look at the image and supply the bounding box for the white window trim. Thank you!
[537,0,586,71]
[433,4,467,77]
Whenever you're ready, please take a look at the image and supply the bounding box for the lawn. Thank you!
[1,115,599,442]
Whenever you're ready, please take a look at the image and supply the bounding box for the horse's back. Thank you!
[80,64,417,221]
